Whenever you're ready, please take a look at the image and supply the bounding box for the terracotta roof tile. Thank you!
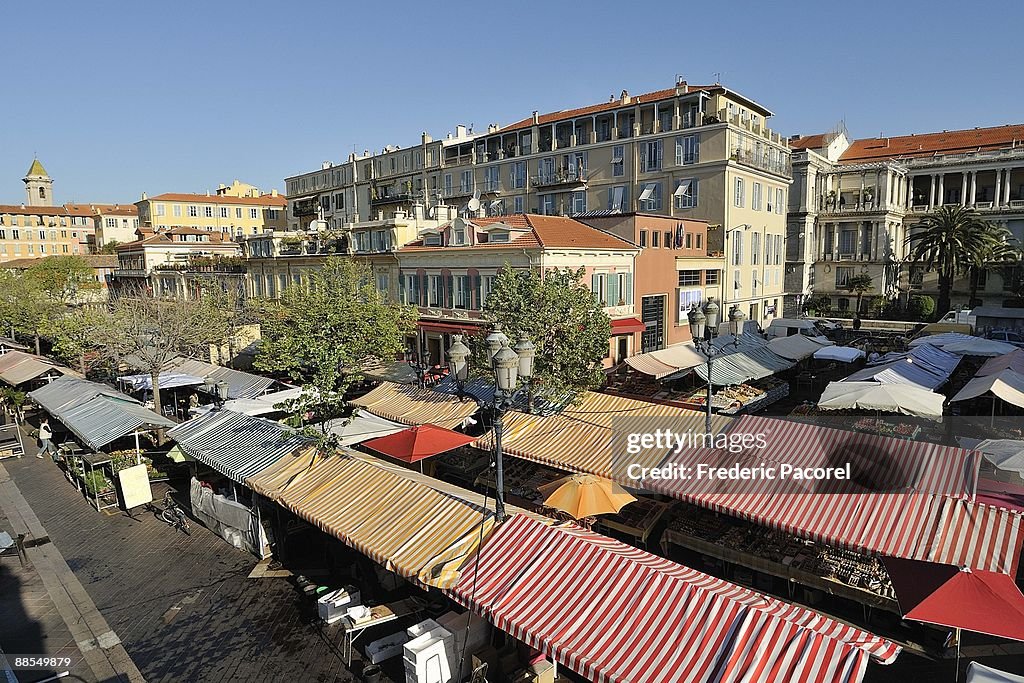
[789,133,829,150]
[0,205,70,216]
[145,192,286,207]
[397,214,636,252]
[840,124,1024,163]
[499,85,720,133]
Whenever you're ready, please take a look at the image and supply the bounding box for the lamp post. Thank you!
[447,324,534,522]
[405,332,432,388]
[687,298,743,433]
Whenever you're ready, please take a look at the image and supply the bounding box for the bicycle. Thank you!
[159,491,191,535]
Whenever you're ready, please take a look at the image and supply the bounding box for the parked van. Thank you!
[939,309,976,328]
[764,318,824,340]
[910,322,973,340]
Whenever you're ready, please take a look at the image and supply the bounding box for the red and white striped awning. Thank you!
[647,416,1021,574]
[452,515,899,683]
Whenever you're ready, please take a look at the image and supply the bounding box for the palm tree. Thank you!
[969,237,1019,307]
[844,273,874,316]
[905,206,1012,316]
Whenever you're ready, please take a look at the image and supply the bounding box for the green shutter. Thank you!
[591,273,601,304]
[606,273,620,307]
[446,273,454,308]
[624,273,633,306]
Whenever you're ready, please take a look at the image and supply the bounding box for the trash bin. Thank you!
[361,664,382,683]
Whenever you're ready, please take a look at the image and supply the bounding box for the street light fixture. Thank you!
[687,298,741,434]
[447,326,534,522]
[405,335,433,388]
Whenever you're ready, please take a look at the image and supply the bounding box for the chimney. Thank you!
[532,111,539,125]
[218,183,226,189]
[206,190,211,196]
[421,132,432,144]
[620,90,630,105]
[271,189,278,197]
[456,124,467,139]
[141,192,147,200]
[675,76,688,94]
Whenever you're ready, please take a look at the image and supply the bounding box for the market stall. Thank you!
[594,495,674,548]
[767,334,834,362]
[818,382,945,420]
[350,381,479,430]
[909,333,1017,357]
[0,350,77,389]
[813,346,866,363]
[844,344,960,390]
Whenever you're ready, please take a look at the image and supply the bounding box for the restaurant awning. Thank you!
[767,334,834,361]
[452,514,900,683]
[0,350,77,386]
[28,376,175,451]
[350,381,479,429]
[814,346,865,363]
[882,557,1024,641]
[625,342,705,379]
[609,317,645,334]
[361,424,475,463]
[951,369,1024,408]
[246,449,495,588]
[818,381,945,419]
[167,409,311,483]
[647,415,1023,574]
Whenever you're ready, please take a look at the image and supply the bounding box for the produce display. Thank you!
[474,458,566,507]
[852,418,920,439]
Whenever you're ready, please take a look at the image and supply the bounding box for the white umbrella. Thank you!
[817,381,944,419]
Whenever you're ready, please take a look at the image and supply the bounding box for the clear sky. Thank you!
[2,0,1021,205]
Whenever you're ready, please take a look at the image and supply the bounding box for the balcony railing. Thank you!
[111,268,149,278]
[730,148,792,177]
[370,191,413,206]
[530,170,587,188]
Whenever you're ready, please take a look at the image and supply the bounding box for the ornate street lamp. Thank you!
[687,298,740,434]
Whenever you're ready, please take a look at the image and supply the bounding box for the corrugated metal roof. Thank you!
[29,376,175,450]
[163,357,280,399]
[167,409,310,484]
[0,350,77,386]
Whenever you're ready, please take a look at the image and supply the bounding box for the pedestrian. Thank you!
[36,417,58,461]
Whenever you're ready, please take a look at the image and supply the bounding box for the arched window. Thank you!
[38,187,45,200]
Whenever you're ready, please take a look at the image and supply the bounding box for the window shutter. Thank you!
[606,273,620,307]
[640,144,647,171]
[675,137,683,166]
[623,273,633,306]
[419,273,428,306]
[591,273,601,304]
[445,273,454,308]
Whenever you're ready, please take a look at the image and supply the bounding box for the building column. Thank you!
[1005,168,1014,204]
[875,170,882,208]
[591,115,598,144]
[927,175,935,209]
[906,175,914,208]
[937,174,945,206]
[960,173,969,206]
[994,169,1003,206]
[969,171,978,206]
[858,173,866,209]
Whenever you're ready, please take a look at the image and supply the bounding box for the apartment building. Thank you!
[110,226,241,297]
[136,185,287,238]
[0,205,93,263]
[66,203,139,249]
[283,79,791,338]
[786,123,1024,315]
[394,214,640,367]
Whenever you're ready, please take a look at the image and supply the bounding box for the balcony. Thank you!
[440,186,475,200]
[111,268,149,278]
[370,191,413,206]
[730,148,792,178]
[480,181,501,194]
[530,170,587,189]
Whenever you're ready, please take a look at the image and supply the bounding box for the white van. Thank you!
[939,309,976,328]
[764,318,824,340]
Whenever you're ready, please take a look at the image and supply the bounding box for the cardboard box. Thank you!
[316,585,360,623]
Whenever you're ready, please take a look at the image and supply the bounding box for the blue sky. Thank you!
[2,0,1021,204]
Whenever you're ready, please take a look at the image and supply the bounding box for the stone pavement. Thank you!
[0,455,377,683]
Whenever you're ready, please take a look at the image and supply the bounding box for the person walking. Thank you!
[36,417,58,461]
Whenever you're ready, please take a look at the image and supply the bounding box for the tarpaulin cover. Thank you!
[951,369,1024,408]
[882,557,1024,641]
[0,350,77,386]
[767,334,834,361]
[967,662,1024,683]
[118,373,205,391]
[909,333,1017,357]
[814,346,866,363]
[625,342,705,378]
[317,411,407,447]
[844,344,960,390]
[452,514,900,683]
[817,381,944,419]
[978,349,1024,376]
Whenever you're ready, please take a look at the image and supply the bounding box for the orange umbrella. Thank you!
[538,473,636,520]
[361,424,475,463]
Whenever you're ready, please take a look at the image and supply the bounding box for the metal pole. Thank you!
[955,627,961,683]
[705,355,713,434]
[494,405,506,522]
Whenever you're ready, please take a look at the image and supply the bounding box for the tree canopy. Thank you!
[484,264,610,399]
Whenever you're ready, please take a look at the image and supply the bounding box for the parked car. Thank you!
[764,318,826,340]
[986,330,1024,348]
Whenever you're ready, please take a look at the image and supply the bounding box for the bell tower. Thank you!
[23,158,53,207]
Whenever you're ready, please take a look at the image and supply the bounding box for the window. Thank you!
[481,275,496,306]
[673,178,698,209]
[734,178,745,207]
[839,230,855,255]
[38,230,45,240]
[403,274,418,305]
[751,232,761,265]
[652,231,660,248]
[732,230,743,266]
[638,182,662,211]
[12,229,19,240]
[513,196,524,214]
[705,269,720,285]
[776,188,784,214]
[641,140,662,172]
[675,135,699,165]
[105,218,116,228]
[678,270,700,286]
[665,231,672,247]
[454,275,468,309]
[188,205,198,217]
[156,204,165,216]
[639,230,648,247]
[484,166,499,192]
[607,186,628,212]
[428,275,441,306]
[204,206,213,218]
[174,204,182,217]
[376,273,389,295]
[510,162,526,189]
[216,207,226,218]
[540,195,555,215]
[268,209,279,220]
[611,145,625,177]
[752,182,763,211]
[0,230,4,240]
[591,273,607,304]
[835,266,854,288]
[460,170,473,193]
[443,173,453,196]
[62,244,68,253]
[250,208,259,219]
[571,191,587,214]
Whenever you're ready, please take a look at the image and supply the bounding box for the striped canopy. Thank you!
[350,381,479,429]
[246,449,494,588]
[452,514,900,683]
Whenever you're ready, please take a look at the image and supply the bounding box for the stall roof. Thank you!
[196,387,305,417]
[648,415,1022,575]
[689,345,796,385]
[767,334,833,361]
[0,337,30,351]
[950,369,1024,408]
[818,381,945,419]
[452,514,900,683]
[625,342,706,379]
[844,344,960,390]
[814,346,866,363]
[317,410,408,447]
[909,333,1017,357]
[158,357,282,399]
[964,439,1024,475]
[0,350,77,386]
[118,372,205,391]
[29,376,174,451]
[360,360,421,385]
[978,348,1024,376]
[167,409,310,483]
[350,381,479,429]
[246,449,496,589]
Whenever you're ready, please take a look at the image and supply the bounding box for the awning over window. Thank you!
[349,380,478,429]
[674,179,693,197]
[452,514,900,683]
[246,449,495,588]
[609,317,645,334]
[637,183,655,201]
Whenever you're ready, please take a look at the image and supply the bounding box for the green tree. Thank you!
[8,274,55,355]
[484,264,610,400]
[97,240,122,254]
[255,257,417,429]
[42,306,111,375]
[905,206,1009,316]
[25,255,99,306]
[844,273,874,315]
[907,295,936,320]
[969,237,1018,307]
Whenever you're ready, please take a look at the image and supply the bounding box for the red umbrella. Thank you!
[361,424,476,464]
[882,556,1024,642]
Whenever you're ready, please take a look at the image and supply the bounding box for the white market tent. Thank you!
[817,381,945,419]
[950,368,1024,409]
[193,387,306,417]
[766,334,833,361]
[967,662,1024,683]
[964,439,1024,475]
[118,373,206,391]
[625,342,706,379]
[978,348,1024,376]
[813,346,865,363]
[909,332,1017,357]
[844,344,960,391]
